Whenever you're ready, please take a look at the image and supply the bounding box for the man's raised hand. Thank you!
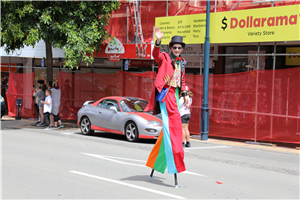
[155,27,164,42]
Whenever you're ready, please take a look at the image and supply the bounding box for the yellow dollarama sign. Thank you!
[155,5,300,44]
[286,47,300,66]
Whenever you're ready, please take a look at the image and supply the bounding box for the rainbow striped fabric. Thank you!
[146,87,186,174]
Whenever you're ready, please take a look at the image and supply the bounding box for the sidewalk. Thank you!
[1,115,79,130]
[2,115,299,154]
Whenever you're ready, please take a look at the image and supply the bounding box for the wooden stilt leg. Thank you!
[149,169,154,179]
[174,173,178,188]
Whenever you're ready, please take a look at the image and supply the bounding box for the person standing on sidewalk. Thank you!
[47,81,55,128]
[179,86,193,148]
[36,82,47,126]
[144,27,189,183]
[41,89,52,130]
[51,83,63,129]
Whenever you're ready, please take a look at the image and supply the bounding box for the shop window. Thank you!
[224,46,272,74]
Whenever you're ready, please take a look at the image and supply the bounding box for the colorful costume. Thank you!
[144,39,187,174]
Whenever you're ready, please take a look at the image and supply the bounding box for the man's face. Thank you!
[171,44,183,57]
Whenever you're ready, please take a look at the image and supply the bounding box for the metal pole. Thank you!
[127,5,129,43]
[230,0,242,11]
[270,42,276,143]
[215,0,217,12]
[136,0,139,39]
[166,0,168,16]
[9,57,11,73]
[200,44,203,75]
[200,0,210,141]
[254,43,260,142]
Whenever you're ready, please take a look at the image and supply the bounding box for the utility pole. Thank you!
[201,0,211,140]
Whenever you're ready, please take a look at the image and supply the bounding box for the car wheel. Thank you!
[125,121,139,142]
[80,117,94,135]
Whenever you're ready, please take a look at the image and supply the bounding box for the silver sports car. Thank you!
[77,96,162,142]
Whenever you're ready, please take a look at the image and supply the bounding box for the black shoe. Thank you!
[182,143,185,148]
[185,142,191,148]
[37,123,45,127]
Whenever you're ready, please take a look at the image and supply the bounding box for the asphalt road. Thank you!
[2,122,299,199]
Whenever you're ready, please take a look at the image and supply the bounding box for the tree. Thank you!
[1,0,120,82]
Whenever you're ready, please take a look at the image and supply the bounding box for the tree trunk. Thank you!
[46,41,53,83]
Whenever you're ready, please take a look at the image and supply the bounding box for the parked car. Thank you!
[1,95,6,118]
[77,96,162,142]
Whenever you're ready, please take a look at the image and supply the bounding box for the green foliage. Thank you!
[1,0,120,69]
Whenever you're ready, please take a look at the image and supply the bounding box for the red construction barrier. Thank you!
[58,68,300,144]
[58,71,156,120]
[6,72,35,118]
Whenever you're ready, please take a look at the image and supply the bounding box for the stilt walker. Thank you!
[144,27,190,188]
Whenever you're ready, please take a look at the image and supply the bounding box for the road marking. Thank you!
[182,171,207,177]
[185,146,230,150]
[82,152,207,177]
[81,153,145,162]
[70,170,186,199]
[82,153,146,167]
[61,132,74,135]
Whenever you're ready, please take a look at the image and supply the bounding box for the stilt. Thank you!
[149,169,154,179]
[174,173,178,188]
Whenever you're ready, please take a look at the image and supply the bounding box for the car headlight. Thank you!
[147,120,162,126]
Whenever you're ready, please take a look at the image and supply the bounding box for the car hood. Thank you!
[127,112,162,123]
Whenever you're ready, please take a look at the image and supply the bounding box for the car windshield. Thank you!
[120,99,148,112]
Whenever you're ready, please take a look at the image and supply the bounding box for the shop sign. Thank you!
[128,60,153,67]
[159,44,218,60]
[94,43,151,60]
[105,38,124,62]
[286,47,300,65]
[183,56,214,69]
[155,5,300,44]
[1,63,16,72]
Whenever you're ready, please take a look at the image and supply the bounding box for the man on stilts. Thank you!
[144,27,189,188]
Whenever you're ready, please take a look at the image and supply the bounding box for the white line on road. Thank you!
[83,153,146,167]
[70,170,186,199]
[81,153,145,162]
[185,146,230,150]
[82,152,207,177]
[61,132,74,135]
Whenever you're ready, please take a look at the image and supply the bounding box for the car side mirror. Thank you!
[109,106,118,113]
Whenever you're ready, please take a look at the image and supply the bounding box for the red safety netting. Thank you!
[6,72,35,118]
[58,71,156,120]
[58,67,300,144]
[186,68,300,144]
[108,0,300,44]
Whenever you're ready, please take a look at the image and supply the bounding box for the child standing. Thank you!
[41,89,52,130]
[179,86,193,148]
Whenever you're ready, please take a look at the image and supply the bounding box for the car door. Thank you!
[94,99,122,130]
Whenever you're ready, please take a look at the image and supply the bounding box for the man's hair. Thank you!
[41,84,47,92]
[48,81,53,87]
[46,89,52,95]
[53,83,60,89]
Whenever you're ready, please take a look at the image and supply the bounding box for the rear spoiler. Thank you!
[83,101,95,106]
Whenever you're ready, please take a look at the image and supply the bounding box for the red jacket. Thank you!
[144,45,187,113]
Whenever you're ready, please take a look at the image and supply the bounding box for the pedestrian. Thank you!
[41,89,52,130]
[33,85,38,116]
[179,86,193,148]
[47,81,55,127]
[144,27,189,187]
[51,83,63,129]
[36,81,47,126]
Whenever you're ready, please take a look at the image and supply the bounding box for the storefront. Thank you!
[154,4,300,74]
